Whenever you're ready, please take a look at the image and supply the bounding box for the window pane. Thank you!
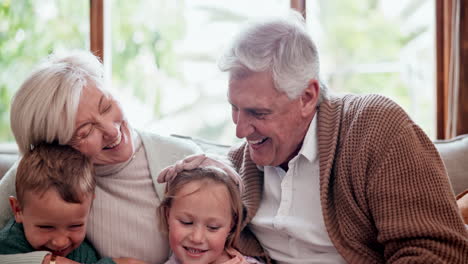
[307,0,436,138]
[0,0,89,141]
[110,0,289,145]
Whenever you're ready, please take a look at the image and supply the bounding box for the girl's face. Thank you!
[69,85,134,165]
[167,181,233,264]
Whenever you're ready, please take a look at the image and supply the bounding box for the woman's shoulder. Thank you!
[137,130,202,154]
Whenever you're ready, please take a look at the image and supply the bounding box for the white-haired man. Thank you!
[219,11,468,264]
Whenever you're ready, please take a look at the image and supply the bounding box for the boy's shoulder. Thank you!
[66,238,115,264]
[66,238,99,262]
[0,217,35,253]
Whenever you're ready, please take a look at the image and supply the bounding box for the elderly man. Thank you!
[218,11,468,263]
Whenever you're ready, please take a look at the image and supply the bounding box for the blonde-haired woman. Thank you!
[0,51,201,264]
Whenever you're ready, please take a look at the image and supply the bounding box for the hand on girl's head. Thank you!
[157,154,207,183]
[158,153,244,193]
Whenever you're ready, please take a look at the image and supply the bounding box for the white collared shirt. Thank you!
[249,117,346,264]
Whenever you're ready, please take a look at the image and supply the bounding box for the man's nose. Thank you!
[235,112,254,139]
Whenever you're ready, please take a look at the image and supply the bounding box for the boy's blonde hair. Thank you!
[157,167,244,250]
[15,143,95,207]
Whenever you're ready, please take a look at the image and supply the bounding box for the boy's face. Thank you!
[9,189,93,257]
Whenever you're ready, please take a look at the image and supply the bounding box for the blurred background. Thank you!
[0,0,435,145]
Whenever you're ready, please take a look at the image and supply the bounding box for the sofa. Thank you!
[0,134,467,221]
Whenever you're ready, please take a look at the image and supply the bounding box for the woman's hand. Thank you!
[112,257,149,264]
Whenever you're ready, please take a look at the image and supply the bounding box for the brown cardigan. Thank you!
[229,94,468,263]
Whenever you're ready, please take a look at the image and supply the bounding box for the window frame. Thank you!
[90,0,463,139]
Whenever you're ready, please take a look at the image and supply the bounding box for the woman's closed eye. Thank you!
[75,124,94,139]
[101,103,112,114]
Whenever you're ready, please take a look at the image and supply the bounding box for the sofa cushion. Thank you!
[0,135,467,196]
[434,134,468,195]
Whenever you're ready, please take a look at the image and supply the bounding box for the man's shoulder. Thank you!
[228,142,248,163]
[333,93,404,113]
[330,93,411,129]
[66,238,99,262]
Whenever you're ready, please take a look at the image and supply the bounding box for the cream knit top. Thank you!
[0,130,201,264]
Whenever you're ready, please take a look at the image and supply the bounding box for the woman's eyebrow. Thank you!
[98,94,105,109]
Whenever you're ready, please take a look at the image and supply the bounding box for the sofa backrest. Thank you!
[433,134,468,195]
[0,135,467,195]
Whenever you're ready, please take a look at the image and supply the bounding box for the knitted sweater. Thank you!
[0,218,115,264]
[0,131,201,264]
[230,94,468,264]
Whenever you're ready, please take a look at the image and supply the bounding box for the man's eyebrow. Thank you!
[228,101,272,113]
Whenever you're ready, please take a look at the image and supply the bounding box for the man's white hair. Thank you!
[218,10,327,102]
[11,50,105,154]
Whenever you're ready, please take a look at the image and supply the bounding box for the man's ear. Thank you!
[300,79,320,117]
[9,196,23,223]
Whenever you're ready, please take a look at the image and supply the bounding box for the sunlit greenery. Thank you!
[313,0,435,137]
[0,0,435,144]
[0,0,88,141]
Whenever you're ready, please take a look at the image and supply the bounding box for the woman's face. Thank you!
[68,85,134,165]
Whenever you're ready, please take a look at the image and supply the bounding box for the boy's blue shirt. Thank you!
[0,218,115,264]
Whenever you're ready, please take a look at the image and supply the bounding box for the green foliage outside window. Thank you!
[0,0,88,142]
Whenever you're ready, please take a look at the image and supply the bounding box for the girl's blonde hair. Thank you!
[157,166,244,250]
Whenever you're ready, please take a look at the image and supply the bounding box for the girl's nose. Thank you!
[190,226,205,243]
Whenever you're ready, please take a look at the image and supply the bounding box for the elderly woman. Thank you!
[0,51,201,263]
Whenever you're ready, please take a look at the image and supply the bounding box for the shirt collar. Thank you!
[256,114,317,171]
[298,114,318,162]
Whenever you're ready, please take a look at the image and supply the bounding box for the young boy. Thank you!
[0,143,114,263]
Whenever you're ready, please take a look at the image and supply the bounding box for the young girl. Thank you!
[157,154,263,264]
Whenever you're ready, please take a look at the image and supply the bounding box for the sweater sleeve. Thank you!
[0,251,49,264]
[368,121,468,263]
[0,162,18,229]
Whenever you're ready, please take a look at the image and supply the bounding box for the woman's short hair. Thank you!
[218,10,328,103]
[15,142,95,207]
[11,50,105,154]
[157,167,244,250]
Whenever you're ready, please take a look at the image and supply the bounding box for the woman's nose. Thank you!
[99,119,119,140]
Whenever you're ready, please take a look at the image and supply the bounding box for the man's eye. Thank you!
[253,112,267,119]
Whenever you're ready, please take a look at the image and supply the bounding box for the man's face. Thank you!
[228,71,315,168]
